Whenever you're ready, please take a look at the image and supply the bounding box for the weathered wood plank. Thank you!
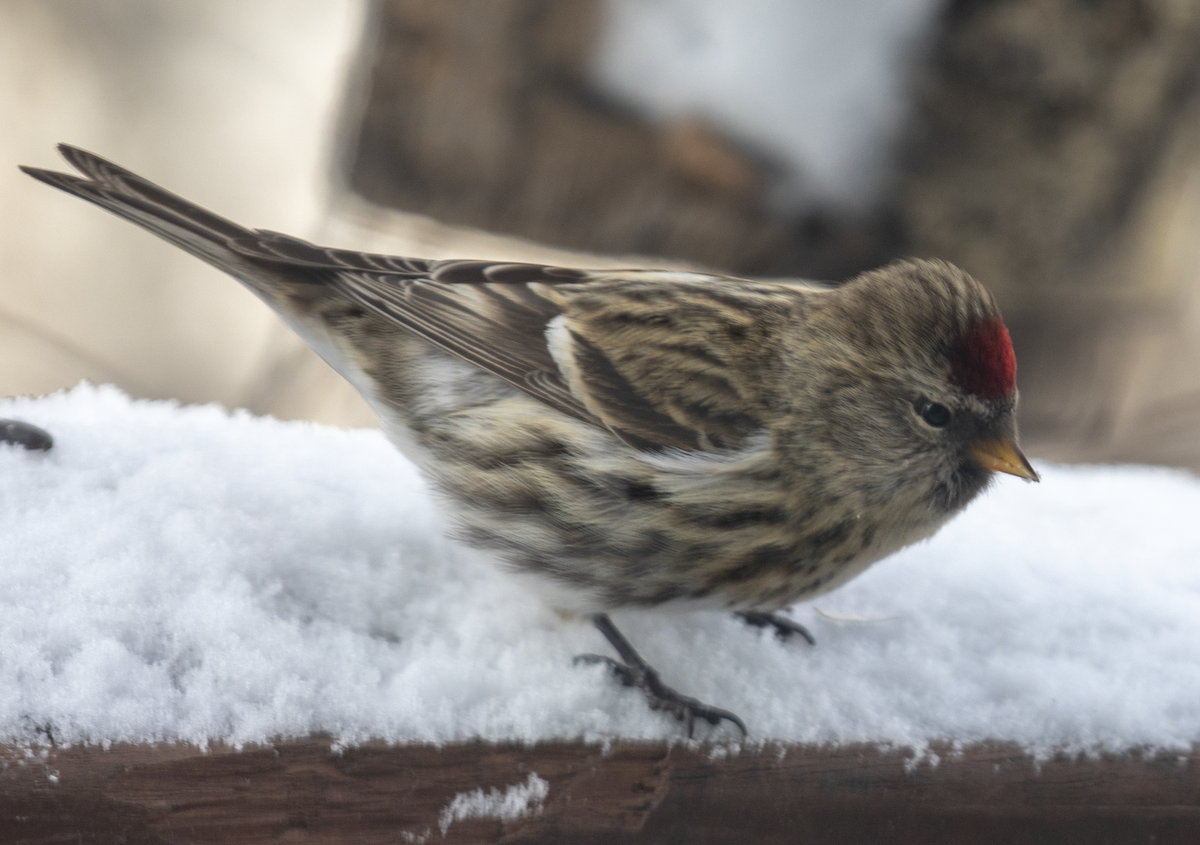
[2,739,1198,843]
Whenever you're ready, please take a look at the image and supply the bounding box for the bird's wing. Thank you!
[548,275,787,451]
[227,228,791,452]
[340,265,788,452]
[228,230,788,451]
[221,226,773,450]
[339,266,603,431]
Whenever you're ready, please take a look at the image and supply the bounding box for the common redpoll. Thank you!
[23,146,1037,735]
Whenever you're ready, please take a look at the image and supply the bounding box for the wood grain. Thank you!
[3,739,1199,843]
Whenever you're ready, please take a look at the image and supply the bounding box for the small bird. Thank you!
[23,145,1038,736]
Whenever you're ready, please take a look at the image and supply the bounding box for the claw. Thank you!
[738,611,816,645]
[578,615,748,737]
[574,653,635,686]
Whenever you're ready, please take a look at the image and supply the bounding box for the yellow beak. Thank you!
[970,436,1040,482]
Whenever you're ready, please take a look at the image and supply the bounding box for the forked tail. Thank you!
[20,144,258,277]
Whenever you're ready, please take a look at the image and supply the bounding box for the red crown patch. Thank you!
[949,318,1016,402]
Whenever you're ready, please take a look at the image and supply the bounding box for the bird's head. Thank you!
[785,258,1037,522]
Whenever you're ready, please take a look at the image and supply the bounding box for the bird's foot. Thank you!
[574,653,746,737]
[578,613,746,737]
[737,611,816,645]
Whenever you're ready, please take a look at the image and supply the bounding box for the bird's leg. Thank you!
[574,613,746,737]
[737,611,816,645]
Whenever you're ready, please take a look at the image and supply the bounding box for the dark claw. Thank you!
[0,419,53,451]
[574,653,638,687]
[640,670,747,737]
[577,652,746,737]
[578,616,748,738]
[657,689,747,738]
[738,611,816,645]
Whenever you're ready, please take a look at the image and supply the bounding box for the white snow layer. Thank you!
[2,384,1199,754]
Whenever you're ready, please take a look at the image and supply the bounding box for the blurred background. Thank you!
[4,0,1200,469]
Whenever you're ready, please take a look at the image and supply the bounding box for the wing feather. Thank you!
[334,265,794,453]
[338,271,595,425]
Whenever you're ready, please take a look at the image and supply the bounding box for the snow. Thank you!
[592,0,941,209]
[1,384,1199,755]
[438,773,550,835]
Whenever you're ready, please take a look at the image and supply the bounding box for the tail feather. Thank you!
[54,143,251,243]
[23,145,448,282]
[20,145,257,275]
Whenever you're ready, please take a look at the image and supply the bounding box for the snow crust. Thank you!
[2,385,1199,755]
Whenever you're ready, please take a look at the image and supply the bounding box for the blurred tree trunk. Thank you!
[345,0,792,274]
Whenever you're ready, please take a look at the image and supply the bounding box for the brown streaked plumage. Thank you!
[22,145,1038,736]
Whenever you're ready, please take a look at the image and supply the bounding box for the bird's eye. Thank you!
[919,401,951,428]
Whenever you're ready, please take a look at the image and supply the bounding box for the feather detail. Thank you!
[337,270,783,453]
[948,317,1016,402]
[546,316,711,451]
[335,271,596,426]
[559,280,791,450]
